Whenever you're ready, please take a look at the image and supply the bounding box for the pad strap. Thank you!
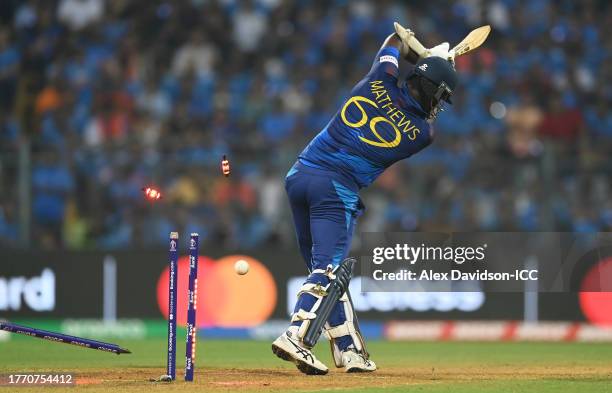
[291,282,328,342]
[325,322,357,339]
[291,309,317,323]
[296,283,328,298]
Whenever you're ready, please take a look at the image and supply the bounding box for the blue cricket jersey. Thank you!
[298,46,432,188]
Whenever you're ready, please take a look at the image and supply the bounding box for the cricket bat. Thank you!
[394,23,491,60]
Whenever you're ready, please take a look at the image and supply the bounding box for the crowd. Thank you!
[0,0,610,250]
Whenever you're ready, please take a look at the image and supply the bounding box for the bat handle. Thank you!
[407,35,428,58]
[394,22,428,59]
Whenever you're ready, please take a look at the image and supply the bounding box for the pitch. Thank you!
[0,338,610,392]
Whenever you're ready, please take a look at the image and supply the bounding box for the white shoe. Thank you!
[272,332,329,375]
[341,349,377,373]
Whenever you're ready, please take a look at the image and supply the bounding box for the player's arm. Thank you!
[368,33,419,78]
[369,25,451,79]
[380,33,420,64]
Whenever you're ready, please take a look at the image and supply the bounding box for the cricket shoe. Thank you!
[271,331,329,375]
[341,349,377,373]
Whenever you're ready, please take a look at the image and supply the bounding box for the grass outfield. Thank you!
[0,338,611,392]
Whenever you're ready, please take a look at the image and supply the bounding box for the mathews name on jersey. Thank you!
[298,46,433,188]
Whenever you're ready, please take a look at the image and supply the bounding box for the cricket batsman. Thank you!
[271,23,459,375]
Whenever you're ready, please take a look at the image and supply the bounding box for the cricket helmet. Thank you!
[408,56,458,119]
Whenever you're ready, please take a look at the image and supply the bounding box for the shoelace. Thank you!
[347,349,372,366]
[287,335,314,363]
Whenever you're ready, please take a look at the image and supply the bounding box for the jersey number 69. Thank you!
[340,96,401,148]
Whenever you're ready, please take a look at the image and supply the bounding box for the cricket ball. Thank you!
[234,259,250,275]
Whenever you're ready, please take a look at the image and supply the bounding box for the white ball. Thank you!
[234,259,250,275]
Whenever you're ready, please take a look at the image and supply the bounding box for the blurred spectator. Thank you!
[0,29,19,111]
[14,1,38,31]
[31,151,74,248]
[63,198,88,249]
[505,93,543,158]
[172,31,217,78]
[0,200,18,243]
[232,1,268,53]
[538,96,584,141]
[35,78,62,114]
[57,0,103,31]
[585,99,612,138]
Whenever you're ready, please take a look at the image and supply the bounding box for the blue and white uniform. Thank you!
[286,46,432,351]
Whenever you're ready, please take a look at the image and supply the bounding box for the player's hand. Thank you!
[426,42,454,63]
